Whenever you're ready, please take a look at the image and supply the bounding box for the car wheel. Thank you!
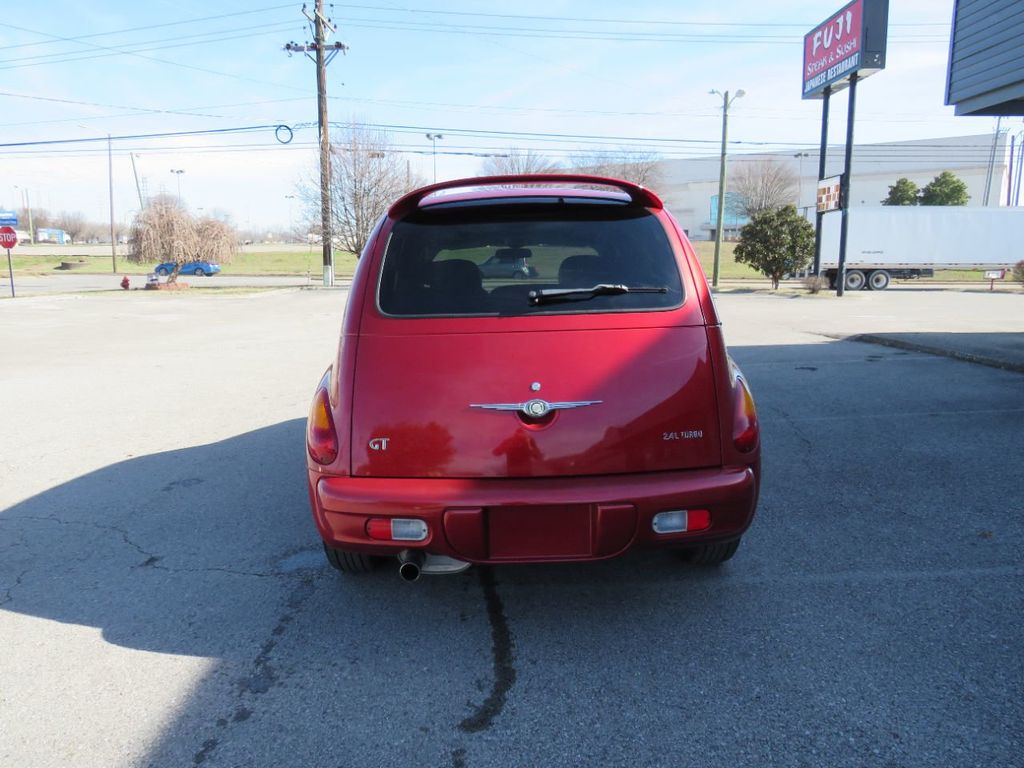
[512,271,526,280]
[323,543,379,574]
[844,270,866,291]
[867,270,890,291]
[193,269,205,277]
[679,538,741,566]
[156,267,169,276]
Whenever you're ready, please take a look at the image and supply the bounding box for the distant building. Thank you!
[34,228,69,244]
[655,134,1012,240]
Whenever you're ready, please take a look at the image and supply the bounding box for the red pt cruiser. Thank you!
[306,175,760,581]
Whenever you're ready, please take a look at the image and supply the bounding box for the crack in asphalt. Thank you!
[190,575,317,766]
[0,515,279,578]
[769,404,814,454]
[0,567,32,607]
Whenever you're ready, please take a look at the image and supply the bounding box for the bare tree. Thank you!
[194,217,238,265]
[304,124,424,257]
[731,159,797,218]
[570,149,663,187]
[480,150,561,176]
[54,212,89,243]
[126,199,237,282]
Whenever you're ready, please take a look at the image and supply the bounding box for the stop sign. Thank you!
[0,226,16,249]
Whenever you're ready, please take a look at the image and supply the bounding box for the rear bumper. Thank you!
[309,465,759,564]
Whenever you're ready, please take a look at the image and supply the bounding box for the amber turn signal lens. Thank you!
[307,373,338,465]
[732,374,759,453]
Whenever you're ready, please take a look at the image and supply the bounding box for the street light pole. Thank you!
[14,186,34,244]
[425,133,444,183]
[109,134,117,273]
[710,88,744,290]
[170,169,185,204]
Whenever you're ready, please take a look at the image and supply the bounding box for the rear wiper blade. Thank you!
[528,283,668,306]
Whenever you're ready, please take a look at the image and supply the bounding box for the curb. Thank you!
[843,333,1024,374]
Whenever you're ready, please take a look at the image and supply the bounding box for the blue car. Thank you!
[154,261,221,277]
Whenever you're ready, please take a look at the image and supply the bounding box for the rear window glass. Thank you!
[377,203,684,317]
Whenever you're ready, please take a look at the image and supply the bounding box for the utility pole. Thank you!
[109,134,117,273]
[130,153,145,210]
[982,116,1003,207]
[709,89,744,290]
[285,2,347,287]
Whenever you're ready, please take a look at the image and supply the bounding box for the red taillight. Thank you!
[732,373,759,453]
[307,372,338,465]
[687,509,712,531]
[366,519,392,540]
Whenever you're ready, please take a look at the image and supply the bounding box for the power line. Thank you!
[0,21,309,95]
[327,4,948,29]
[0,20,299,67]
[1,4,296,52]
[331,18,945,45]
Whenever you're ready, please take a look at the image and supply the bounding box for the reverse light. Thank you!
[732,372,759,453]
[306,371,338,465]
[366,518,429,542]
[652,509,711,534]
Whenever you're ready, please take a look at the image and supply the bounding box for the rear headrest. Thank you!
[432,259,484,293]
[558,253,607,288]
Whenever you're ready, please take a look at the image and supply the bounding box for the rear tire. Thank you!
[323,543,379,574]
[867,270,890,291]
[155,266,169,276]
[679,538,741,566]
[844,270,866,291]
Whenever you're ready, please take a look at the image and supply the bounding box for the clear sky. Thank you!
[0,0,1003,234]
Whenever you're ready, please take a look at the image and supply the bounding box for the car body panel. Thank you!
[309,465,757,563]
[350,326,723,478]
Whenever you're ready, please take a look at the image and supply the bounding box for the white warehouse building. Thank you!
[655,133,1015,240]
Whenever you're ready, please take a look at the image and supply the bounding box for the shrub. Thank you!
[1012,260,1024,289]
[803,274,830,294]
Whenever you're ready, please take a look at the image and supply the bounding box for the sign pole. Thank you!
[6,248,13,298]
[812,85,831,277]
[836,73,859,297]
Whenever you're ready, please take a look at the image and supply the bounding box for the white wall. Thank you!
[656,134,1012,240]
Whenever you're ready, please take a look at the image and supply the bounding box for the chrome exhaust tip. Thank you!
[397,549,424,582]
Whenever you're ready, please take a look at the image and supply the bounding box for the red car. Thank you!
[306,174,760,581]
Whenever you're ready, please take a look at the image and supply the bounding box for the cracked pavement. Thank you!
[1,287,1022,767]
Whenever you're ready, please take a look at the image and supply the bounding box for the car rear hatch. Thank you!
[351,197,721,479]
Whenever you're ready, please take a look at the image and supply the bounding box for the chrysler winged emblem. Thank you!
[470,398,601,418]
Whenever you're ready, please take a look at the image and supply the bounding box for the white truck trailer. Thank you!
[818,206,1023,290]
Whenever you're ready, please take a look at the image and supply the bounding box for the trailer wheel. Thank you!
[844,270,866,291]
[867,270,890,291]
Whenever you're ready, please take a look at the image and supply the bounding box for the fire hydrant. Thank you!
[120,276,130,290]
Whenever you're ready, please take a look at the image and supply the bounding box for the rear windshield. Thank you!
[377,203,684,317]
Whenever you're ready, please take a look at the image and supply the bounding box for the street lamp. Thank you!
[285,194,297,240]
[425,133,444,183]
[794,151,811,217]
[12,185,34,243]
[709,88,744,290]
[170,169,185,204]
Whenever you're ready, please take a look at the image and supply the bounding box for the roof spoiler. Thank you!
[387,174,663,219]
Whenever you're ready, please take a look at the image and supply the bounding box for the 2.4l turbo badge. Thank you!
[663,430,704,441]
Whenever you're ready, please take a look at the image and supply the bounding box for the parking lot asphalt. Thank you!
[0,288,1021,768]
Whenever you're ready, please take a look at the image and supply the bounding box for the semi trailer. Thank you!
[818,206,1023,290]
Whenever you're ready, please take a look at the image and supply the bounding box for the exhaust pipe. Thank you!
[397,549,424,583]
